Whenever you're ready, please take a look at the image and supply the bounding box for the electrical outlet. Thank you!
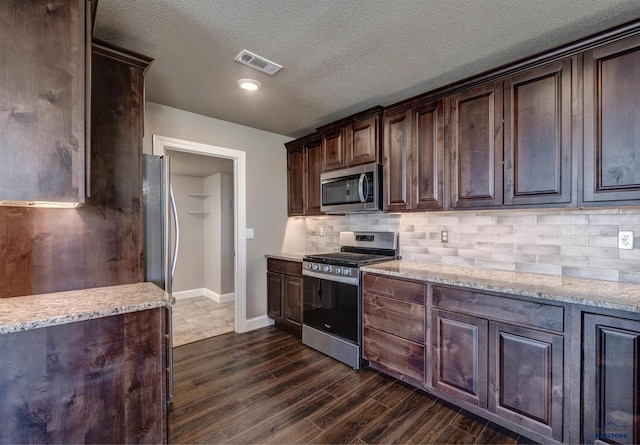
[618,231,634,250]
[441,230,449,243]
[319,227,325,237]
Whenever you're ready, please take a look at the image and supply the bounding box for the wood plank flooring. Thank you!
[170,327,534,444]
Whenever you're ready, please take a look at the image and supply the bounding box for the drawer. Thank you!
[431,285,564,333]
[267,258,302,276]
[363,326,425,382]
[363,293,425,343]
[363,273,426,304]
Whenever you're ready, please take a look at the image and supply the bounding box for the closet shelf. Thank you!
[186,193,210,197]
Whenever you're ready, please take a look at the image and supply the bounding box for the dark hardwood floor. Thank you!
[170,327,533,444]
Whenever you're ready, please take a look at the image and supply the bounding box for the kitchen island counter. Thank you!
[361,260,640,313]
[0,281,171,334]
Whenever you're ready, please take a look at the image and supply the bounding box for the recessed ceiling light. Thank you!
[238,78,261,91]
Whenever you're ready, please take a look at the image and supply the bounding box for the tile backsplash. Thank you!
[304,208,640,283]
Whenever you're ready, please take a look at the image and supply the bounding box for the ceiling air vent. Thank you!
[234,50,283,75]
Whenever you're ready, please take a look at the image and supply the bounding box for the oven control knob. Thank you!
[335,267,342,274]
[313,264,320,271]
[306,263,313,269]
[343,268,351,276]
[323,265,331,272]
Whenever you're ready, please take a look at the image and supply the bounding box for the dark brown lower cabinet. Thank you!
[583,313,640,445]
[431,309,488,407]
[489,322,564,442]
[0,308,167,444]
[267,259,303,336]
[430,284,566,443]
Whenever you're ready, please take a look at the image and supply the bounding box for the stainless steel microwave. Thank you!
[320,163,382,213]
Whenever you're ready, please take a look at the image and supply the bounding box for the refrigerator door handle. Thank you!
[169,183,179,282]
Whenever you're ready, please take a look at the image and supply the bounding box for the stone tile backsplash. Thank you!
[304,208,640,283]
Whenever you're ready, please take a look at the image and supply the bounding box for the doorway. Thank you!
[152,135,247,335]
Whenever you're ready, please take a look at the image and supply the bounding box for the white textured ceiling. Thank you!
[94,0,640,138]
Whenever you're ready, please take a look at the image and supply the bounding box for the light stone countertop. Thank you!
[361,260,640,314]
[265,252,307,262]
[0,282,171,334]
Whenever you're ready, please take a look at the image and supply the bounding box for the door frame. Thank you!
[153,135,248,333]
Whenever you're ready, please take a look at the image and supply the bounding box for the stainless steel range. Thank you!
[302,231,398,369]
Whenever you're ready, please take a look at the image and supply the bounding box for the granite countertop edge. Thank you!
[361,260,640,314]
[0,282,172,335]
[264,252,307,262]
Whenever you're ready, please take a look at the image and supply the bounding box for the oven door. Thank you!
[302,273,360,345]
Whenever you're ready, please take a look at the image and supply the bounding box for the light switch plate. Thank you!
[618,231,634,250]
[245,228,254,239]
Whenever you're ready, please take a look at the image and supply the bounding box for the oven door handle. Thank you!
[302,270,359,286]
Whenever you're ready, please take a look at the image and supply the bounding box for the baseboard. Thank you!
[172,288,236,303]
[172,289,205,300]
[243,315,275,332]
[203,289,235,303]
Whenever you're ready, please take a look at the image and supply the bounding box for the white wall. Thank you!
[204,172,234,296]
[144,102,304,318]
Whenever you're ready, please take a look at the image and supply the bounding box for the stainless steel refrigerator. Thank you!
[143,153,179,405]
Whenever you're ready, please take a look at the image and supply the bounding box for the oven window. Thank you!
[303,276,359,344]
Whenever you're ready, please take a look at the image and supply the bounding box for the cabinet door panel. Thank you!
[305,139,323,214]
[504,59,574,206]
[431,309,488,407]
[322,130,345,171]
[450,82,503,208]
[383,110,411,211]
[267,271,283,319]
[584,314,640,445]
[284,276,302,326]
[287,147,304,215]
[347,117,378,166]
[413,101,445,210]
[0,0,86,204]
[583,34,640,203]
[489,322,563,441]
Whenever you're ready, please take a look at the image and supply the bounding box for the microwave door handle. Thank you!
[358,173,366,203]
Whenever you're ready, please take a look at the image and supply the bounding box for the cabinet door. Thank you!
[431,309,488,407]
[383,110,412,211]
[305,139,323,215]
[583,34,640,204]
[322,129,345,171]
[449,81,503,209]
[267,271,283,319]
[413,101,445,210]
[347,116,379,166]
[287,147,304,215]
[283,275,303,327]
[583,313,640,445]
[504,59,574,206]
[489,322,564,442]
[0,0,87,203]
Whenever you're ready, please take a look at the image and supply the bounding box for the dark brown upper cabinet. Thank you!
[583,34,640,205]
[320,107,383,172]
[383,100,444,212]
[346,115,380,166]
[449,81,504,209]
[285,134,323,216]
[504,58,576,206]
[322,129,345,171]
[305,138,323,215]
[0,0,89,204]
[286,143,305,216]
